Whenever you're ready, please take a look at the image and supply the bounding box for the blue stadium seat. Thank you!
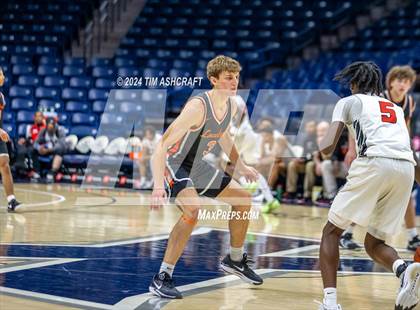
[114,57,136,67]
[11,98,36,110]
[39,56,62,65]
[71,113,97,126]
[38,65,60,76]
[11,55,32,65]
[95,78,115,89]
[117,67,142,77]
[3,123,15,137]
[92,100,107,113]
[44,76,68,87]
[3,112,15,123]
[69,77,92,89]
[90,58,112,66]
[17,111,34,123]
[38,99,64,112]
[18,75,41,87]
[63,66,86,77]
[35,86,60,100]
[65,101,90,112]
[57,113,70,126]
[119,102,143,113]
[18,123,29,138]
[9,85,33,98]
[13,64,34,75]
[88,89,109,101]
[64,57,85,67]
[62,88,87,101]
[70,126,97,138]
[92,67,115,79]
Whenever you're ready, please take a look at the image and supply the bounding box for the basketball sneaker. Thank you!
[407,236,420,252]
[261,199,281,214]
[244,182,258,194]
[149,272,182,299]
[7,199,22,213]
[395,263,420,310]
[339,233,361,250]
[220,253,263,285]
[315,301,342,310]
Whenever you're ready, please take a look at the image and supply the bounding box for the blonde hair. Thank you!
[206,55,241,82]
[386,65,417,89]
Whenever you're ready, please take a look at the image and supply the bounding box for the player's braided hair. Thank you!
[334,61,383,95]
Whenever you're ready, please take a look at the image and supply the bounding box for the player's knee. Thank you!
[322,222,342,237]
[182,206,199,225]
[364,234,383,254]
[0,156,9,168]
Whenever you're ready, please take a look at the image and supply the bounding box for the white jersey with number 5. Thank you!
[332,93,415,165]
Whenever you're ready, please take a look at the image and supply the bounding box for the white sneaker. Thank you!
[315,300,342,310]
[395,263,420,310]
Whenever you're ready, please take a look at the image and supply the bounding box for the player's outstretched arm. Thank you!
[150,99,204,206]
[318,121,345,156]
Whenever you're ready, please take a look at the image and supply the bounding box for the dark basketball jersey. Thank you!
[383,90,416,122]
[167,91,232,169]
[0,92,5,129]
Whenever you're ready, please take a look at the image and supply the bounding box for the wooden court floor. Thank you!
[0,183,416,309]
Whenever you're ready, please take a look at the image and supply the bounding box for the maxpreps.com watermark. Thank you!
[116,76,203,88]
[198,209,259,221]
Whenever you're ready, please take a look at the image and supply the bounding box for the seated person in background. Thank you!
[316,128,350,207]
[220,97,281,213]
[137,126,161,189]
[16,111,45,179]
[34,117,69,182]
[282,121,317,205]
[255,117,288,189]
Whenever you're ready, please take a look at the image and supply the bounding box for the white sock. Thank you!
[343,225,354,235]
[230,246,243,262]
[159,262,175,277]
[407,228,418,240]
[392,259,406,278]
[7,195,15,203]
[323,287,337,307]
[258,174,274,202]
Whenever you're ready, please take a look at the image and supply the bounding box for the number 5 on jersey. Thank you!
[379,101,397,124]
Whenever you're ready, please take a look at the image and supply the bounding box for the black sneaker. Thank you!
[149,272,182,299]
[407,235,420,252]
[7,199,22,212]
[296,197,313,206]
[220,253,263,285]
[339,233,361,250]
[281,192,296,204]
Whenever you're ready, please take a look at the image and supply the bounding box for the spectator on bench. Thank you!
[34,117,69,182]
[16,111,45,179]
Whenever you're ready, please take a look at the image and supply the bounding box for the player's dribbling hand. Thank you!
[0,129,9,142]
[151,188,167,210]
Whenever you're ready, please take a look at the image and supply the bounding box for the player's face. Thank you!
[390,78,412,96]
[0,70,4,87]
[213,71,239,96]
[34,112,44,125]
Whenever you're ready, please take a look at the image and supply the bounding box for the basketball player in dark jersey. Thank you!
[384,65,418,251]
[149,56,263,299]
[0,67,21,212]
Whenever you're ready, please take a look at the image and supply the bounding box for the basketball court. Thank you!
[0,183,413,309]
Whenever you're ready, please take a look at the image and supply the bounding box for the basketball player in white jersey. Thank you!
[317,61,420,310]
[149,56,263,299]
[342,65,419,251]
